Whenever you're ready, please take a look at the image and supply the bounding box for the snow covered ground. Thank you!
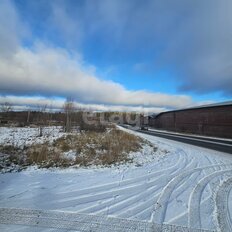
[0,127,232,231]
[0,126,65,147]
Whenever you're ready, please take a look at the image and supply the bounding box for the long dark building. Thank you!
[149,101,232,139]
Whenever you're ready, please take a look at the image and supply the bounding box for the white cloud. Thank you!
[0,95,167,113]
[0,0,21,57]
[0,0,210,112]
[47,0,232,96]
[0,43,195,110]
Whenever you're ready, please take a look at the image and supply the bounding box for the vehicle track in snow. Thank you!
[215,178,232,232]
[0,207,213,232]
[188,169,232,229]
[1,129,232,231]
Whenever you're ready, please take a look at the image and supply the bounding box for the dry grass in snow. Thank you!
[0,128,157,172]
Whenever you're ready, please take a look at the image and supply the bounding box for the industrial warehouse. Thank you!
[147,101,232,139]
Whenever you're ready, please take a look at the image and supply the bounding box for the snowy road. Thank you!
[137,128,232,154]
[0,128,232,231]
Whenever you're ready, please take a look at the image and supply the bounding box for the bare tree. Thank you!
[27,109,31,124]
[0,102,13,112]
[37,104,48,137]
[63,98,75,132]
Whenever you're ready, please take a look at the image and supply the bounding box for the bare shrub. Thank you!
[52,128,144,166]
[0,127,153,172]
[0,145,20,154]
[53,136,71,152]
[67,128,144,166]
[79,122,107,132]
[26,143,69,168]
[26,143,49,164]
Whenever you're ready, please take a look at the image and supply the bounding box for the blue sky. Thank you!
[0,0,231,112]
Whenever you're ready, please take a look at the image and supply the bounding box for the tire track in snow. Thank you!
[48,153,183,201]
[0,207,214,232]
[151,164,232,224]
[43,152,188,212]
[215,178,232,232]
[74,154,188,215]
[105,155,194,217]
[203,156,222,194]
[56,153,182,198]
[188,169,232,229]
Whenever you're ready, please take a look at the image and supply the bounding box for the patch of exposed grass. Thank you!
[54,128,145,166]
[0,128,155,172]
[0,145,21,154]
[0,143,70,170]
[26,143,70,168]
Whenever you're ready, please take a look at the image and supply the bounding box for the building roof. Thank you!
[156,100,232,117]
[188,100,232,109]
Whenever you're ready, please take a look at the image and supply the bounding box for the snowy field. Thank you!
[0,126,65,147]
[0,127,232,231]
